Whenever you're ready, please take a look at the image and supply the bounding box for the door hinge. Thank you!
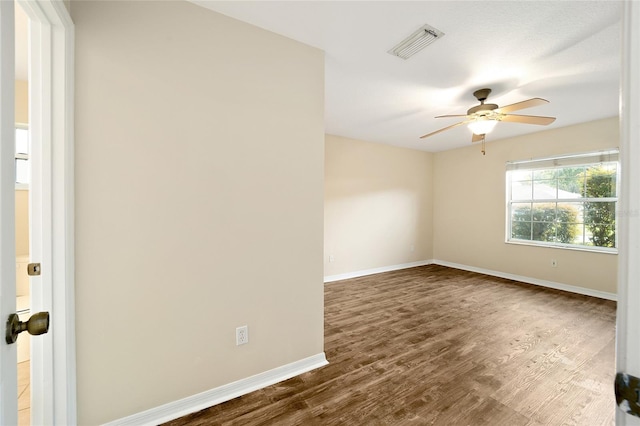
[615,372,640,417]
[27,263,41,276]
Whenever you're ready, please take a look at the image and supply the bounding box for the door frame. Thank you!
[16,0,75,424]
[0,0,17,422]
[617,1,640,424]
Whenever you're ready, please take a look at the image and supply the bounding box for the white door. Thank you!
[0,1,19,424]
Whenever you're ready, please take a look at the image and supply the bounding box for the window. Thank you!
[15,126,29,187]
[506,150,618,252]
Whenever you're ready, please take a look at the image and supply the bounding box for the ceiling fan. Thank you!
[420,88,556,154]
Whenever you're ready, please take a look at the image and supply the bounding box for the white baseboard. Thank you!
[433,260,617,301]
[324,260,433,283]
[104,353,328,426]
[324,258,616,301]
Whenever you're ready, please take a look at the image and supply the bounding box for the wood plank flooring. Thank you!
[166,265,616,425]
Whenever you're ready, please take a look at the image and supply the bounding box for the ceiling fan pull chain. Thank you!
[482,135,486,155]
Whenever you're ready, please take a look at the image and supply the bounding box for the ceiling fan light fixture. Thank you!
[388,24,445,60]
[468,118,498,135]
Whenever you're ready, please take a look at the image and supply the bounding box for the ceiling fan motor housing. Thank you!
[468,88,498,115]
[467,103,499,116]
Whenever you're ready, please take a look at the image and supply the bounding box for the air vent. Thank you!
[388,24,445,60]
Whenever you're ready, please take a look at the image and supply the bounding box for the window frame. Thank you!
[505,150,619,254]
[15,123,29,190]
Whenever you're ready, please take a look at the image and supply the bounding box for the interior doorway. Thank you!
[14,2,31,424]
[15,4,30,425]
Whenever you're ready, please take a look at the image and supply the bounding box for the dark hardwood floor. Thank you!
[166,265,616,425]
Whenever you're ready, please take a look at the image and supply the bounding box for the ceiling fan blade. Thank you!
[500,114,556,125]
[495,98,549,114]
[435,114,469,119]
[419,121,469,139]
[471,133,484,143]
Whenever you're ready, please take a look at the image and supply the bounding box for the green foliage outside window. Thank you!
[585,166,616,247]
[511,203,579,243]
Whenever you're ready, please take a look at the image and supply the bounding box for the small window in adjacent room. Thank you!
[15,126,29,187]
[506,150,618,253]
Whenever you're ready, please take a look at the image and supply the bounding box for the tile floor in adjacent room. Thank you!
[18,360,30,426]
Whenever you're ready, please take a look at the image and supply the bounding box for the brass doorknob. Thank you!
[5,312,50,344]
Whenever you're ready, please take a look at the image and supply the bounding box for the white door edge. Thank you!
[17,0,76,424]
[616,1,640,425]
[0,1,17,424]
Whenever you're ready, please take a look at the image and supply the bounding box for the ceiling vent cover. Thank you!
[388,24,445,60]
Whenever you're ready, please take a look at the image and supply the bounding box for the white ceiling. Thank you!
[194,1,622,152]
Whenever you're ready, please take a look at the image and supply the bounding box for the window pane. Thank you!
[586,165,616,198]
[557,202,583,223]
[511,203,531,222]
[16,158,29,184]
[586,224,616,248]
[511,181,532,201]
[553,203,581,243]
[511,221,532,240]
[584,202,616,224]
[532,222,556,242]
[511,203,532,240]
[533,169,557,180]
[510,170,532,182]
[584,202,616,247]
[554,221,580,244]
[557,166,585,194]
[532,203,556,222]
[533,180,557,200]
[573,223,587,245]
[568,223,586,245]
[15,128,28,155]
[530,203,560,242]
[557,179,584,198]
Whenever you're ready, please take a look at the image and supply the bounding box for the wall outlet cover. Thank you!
[236,325,249,345]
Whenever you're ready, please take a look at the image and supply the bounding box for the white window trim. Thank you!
[506,239,619,254]
[15,124,29,188]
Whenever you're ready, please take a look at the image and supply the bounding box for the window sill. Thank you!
[505,239,618,255]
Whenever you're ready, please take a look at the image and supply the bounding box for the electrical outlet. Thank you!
[329,255,335,263]
[236,325,249,346]
[410,244,415,252]
[551,259,558,268]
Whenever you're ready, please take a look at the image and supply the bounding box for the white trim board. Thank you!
[324,259,616,301]
[104,353,328,426]
[433,260,617,301]
[324,260,433,283]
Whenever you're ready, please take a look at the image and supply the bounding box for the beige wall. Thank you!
[433,117,619,294]
[15,80,28,124]
[15,80,29,257]
[15,190,29,257]
[325,135,433,277]
[73,1,324,424]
